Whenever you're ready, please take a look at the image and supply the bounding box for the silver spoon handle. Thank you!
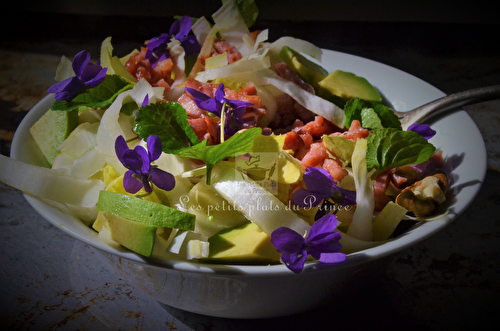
[398,85,500,129]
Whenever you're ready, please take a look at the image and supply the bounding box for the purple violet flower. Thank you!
[185,83,253,137]
[271,213,346,274]
[292,167,356,220]
[48,50,107,102]
[146,16,200,67]
[115,135,175,194]
[408,122,436,140]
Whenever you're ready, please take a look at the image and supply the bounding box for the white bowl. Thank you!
[10,49,487,319]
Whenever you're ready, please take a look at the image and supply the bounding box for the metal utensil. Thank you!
[392,85,500,129]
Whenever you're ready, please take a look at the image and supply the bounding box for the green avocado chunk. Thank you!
[101,211,157,257]
[29,109,79,165]
[279,45,328,91]
[205,222,282,264]
[96,190,196,231]
[318,70,382,103]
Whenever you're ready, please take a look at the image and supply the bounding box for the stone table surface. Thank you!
[1,11,499,331]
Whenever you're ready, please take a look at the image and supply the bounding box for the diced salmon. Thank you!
[177,93,205,118]
[373,170,392,211]
[188,116,219,144]
[283,131,304,151]
[300,142,328,168]
[322,158,348,182]
[240,81,257,95]
[330,120,369,141]
[125,46,175,88]
[212,39,242,63]
[225,89,261,108]
[299,116,336,139]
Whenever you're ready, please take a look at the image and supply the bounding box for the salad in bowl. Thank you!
[1,0,452,276]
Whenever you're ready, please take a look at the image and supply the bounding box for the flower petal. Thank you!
[317,252,346,264]
[146,135,162,161]
[308,213,339,241]
[114,135,129,166]
[181,35,201,54]
[82,66,107,88]
[147,33,170,51]
[270,227,305,253]
[281,250,308,274]
[291,188,324,208]
[227,99,254,109]
[152,53,169,68]
[186,87,212,105]
[133,145,151,174]
[308,232,342,257]
[170,16,193,42]
[142,94,149,107]
[302,167,336,196]
[123,171,143,194]
[151,168,176,191]
[72,50,91,79]
[47,77,85,101]
[214,84,226,103]
[408,122,436,140]
[201,99,220,116]
[336,186,357,206]
[121,149,143,172]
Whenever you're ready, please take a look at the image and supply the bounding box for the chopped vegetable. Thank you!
[347,138,375,241]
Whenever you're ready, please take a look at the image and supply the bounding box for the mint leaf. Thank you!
[134,101,201,153]
[344,98,402,130]
[178,128,262,184]
[366,128,436,178]
[120,101,139,116]
[360,108,384,130]
[51,75,133,111]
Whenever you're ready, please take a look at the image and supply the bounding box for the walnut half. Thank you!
[395,170,449,218]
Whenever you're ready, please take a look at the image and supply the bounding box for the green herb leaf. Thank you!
[120,102,139,116]
[222,0,259,28]
[366,128,436,178]
[178,127,262,184]
[360,108,384,130]
[134,101,201,154]
[51,75,133,111]
[344,98,402,130]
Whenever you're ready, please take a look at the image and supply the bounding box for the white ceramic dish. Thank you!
[10,49,487,319]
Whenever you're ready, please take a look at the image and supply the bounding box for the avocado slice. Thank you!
[205,222,281,264]
[279,46,328,91]
[96,211,157,257]
[29,109,79,166]
[318,70,382,103]
[96,190,195,231]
